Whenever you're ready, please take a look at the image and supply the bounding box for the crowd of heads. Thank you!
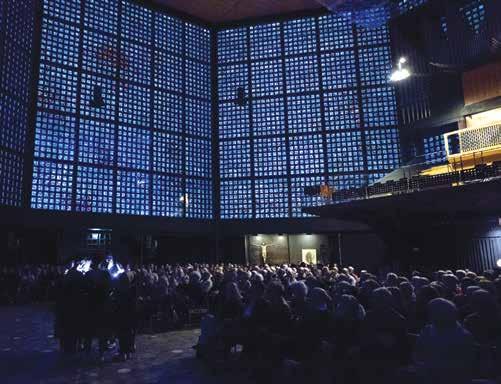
[2,260,501,382]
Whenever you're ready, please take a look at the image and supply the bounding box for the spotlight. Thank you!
[389,57,411,82]
[497,259,501,268]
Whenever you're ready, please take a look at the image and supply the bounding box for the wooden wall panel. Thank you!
[463,61,501,106]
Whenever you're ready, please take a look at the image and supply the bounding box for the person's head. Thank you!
[267,281,285,302]
[399,281,415,302]
[428,298,458,330]
[370,287,394,311]
[335,294,365,321]
[289,281,308,303]
[416,284,440,308]
[470,289,498,317]
[225,282,242,302]
[309,287,332,311]
[385,273,398,287]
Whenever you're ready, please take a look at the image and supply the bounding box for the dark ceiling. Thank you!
[151,0,324,23]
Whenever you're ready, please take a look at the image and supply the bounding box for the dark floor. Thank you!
[0,305,247,384]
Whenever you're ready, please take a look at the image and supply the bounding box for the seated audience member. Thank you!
[289,281,308,320]
[414,298,475,384]
[412,284,440,332]
[463,289,501,346]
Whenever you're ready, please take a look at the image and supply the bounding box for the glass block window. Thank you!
[219,102,250,139]
[155,14,183,53]
[1,97,28,152]
[321,50,357,90]
[34,113,75,161]
[78,120,115,166]
[362,87,398,128]
[255,178,289,218]
[76,166,114,213]
[218,64,248,101]
[327,131,364,173]
[186,60,211,99]
[40,18,80,67]
[118,83,150,127]
[359,46,392,86]
[186,99,211,137]
[289,134,324,175]
[218,28,248,64]
[220,140,251,178]
[460,0,486,34]
[186,178,212,219]
[31,160,73,211]
[251,59,283,97]
[185,138,211,177]
[365,128,401,170]
[291,175,324,217]
[152,131,183,174]
[1,43,32,100]
[254,137,287,177]
[423,135,446,164]
[80,74,116,120]
[318,14,354,50]
[250,23,282,60]
[37,64,78,113]
[154,50,183,92]
[118,126,150,170]
[153,91,183,132]
[116,170,150,215]
[43,0,81,24]
[287,94,322,134]
[368,172,388,184]
[324,90,360,131]
[221,180,253,219]
[0,150,23,207]
[185,24,211,63]
[329,174,367,191]
[285,55,319,93]
[356,23,390,46]
[121,0,152,44]
[284,18,317,55]
[121,40,152,85]
[252,98,285,136]
[82,31,119,77]
[152,174,183,217]
[84,0,119,35]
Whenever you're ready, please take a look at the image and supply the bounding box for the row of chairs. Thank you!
[329,161,501,203]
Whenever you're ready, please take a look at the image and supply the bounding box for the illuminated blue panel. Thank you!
[116,170,150,216]
[186,178,212,219]
[251,59,283,97]
[155,14,183,53]
[80,74,116,120]
[37,64,78,113]
[152,174,183,217]
[289,134,324,175]
[250,23,281,60]
[219,140,251,178]
[118,126,150,170]
[118,83,150,127]
[398,0,427,13]
[40,18,80,67]
[5,0,35,50]
[31,160,73,211]
[324,90,360,130]
[84,0,119,35]
[287,94,322,134]
[122,40,152,85]
[252,98,285,136]
[365,128,401,170]
[329,174,366,191]
[291,175,324,217]
[82,30,118,77]
[186,60,211,99]
[424,135,446,164]
[0,97,28,152]
[186,98,211,138]
[121,0,152,44]
[359,46,392,86]
[318,14,354,51]
[255,178,288,218]
[76,166,113,213]
[0,150,23,207]
[219,102,250,139]
[362,87,398,128]
[185,24,211,63]
[218,64,248,101]
[1,41,32,100]
[78,120,115,166]
[285,55,319,93]
[284,18,317,55]
[185,138,211,177]
[154,50,182,92]
[357,24,390,46]
[34,113,75,161]
[327,131,364,172]
[254,137,287,177]
[220,180,252,219]
[460,0,485,34]
[368,173,388,184]
[43,0,81,24]
[321,50,357,90]
[218,28,248,64]
[153,91,183,132]
[152,131,183,174]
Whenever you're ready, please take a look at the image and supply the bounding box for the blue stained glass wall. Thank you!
[32,0,212,218]
[218,14,400,219]
[0,0,36,207]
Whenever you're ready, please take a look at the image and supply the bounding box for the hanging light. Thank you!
[389,57,411,82]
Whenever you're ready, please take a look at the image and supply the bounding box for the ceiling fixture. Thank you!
[389,57,411,82]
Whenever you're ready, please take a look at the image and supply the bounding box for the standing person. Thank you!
[115,272,137,361]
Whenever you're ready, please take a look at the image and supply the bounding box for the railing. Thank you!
[444,123,501,157]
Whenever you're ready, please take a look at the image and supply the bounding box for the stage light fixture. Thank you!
[389,57,411,82]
